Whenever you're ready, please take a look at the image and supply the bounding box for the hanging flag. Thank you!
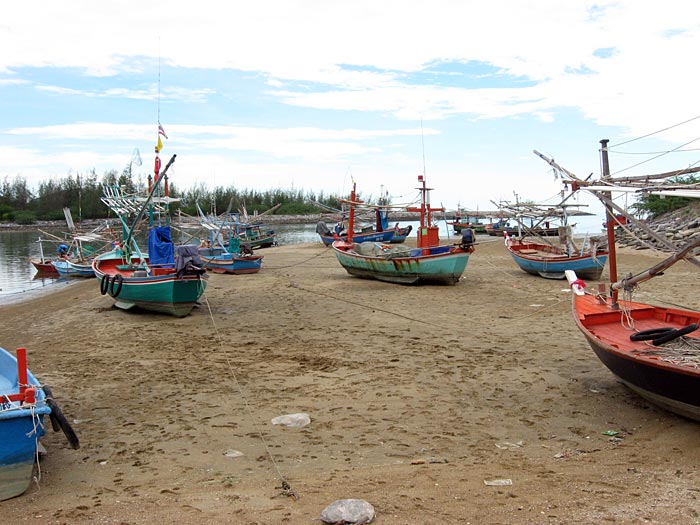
[156,135,163,153]
[158,124,168,139]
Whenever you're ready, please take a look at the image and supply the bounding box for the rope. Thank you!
[200,292,299,500]
[609,114,700,148]
[262,246,334,269]
[289,283,445,328]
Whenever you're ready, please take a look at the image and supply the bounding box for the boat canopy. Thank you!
[148,226,174,266]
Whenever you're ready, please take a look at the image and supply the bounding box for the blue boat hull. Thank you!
[0,348,50,501]
[201,253,263,274]
[510,252,608,280]
[52,260,95,277]
[320,230,395,246]
[507,240,608,280]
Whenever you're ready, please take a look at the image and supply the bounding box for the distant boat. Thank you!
[29,237,59,274]
[317,203,410,246]
[0,346,79,501]
[51,258,95,277]
[93,154,208,317]
[200,250,263,274]
[331,175,474,285]
[483,219,519,236]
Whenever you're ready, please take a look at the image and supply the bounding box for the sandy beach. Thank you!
[2,238,700,524]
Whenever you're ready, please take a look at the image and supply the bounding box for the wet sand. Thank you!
[2,238,700,524]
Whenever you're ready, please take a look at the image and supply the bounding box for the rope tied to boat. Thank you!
[201,292,300,500]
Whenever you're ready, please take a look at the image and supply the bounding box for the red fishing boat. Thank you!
[537,142,700,420]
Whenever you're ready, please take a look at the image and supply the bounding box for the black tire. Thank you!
[630,327,676,341]
[42,385,80,450]
[100,275,111,295]
[109,274,123,298]
[652,323,699,346]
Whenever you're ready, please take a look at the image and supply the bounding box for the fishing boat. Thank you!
[0,346,79,501]
[198,235,263,275]
[92,154,208,317]
[52,257,95,277]
[506,234,607,280]
[483,219,519,237]
[29,237,59,274]
[200,249,263,275]
[504,204,608,280]
[331,175,474,285]
[539,140,700,420]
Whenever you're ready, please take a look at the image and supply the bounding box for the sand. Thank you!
[2,238,700,524]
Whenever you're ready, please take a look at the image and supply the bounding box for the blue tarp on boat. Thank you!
[148,227,174,267]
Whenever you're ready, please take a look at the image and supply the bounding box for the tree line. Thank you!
[0,167,346,224]
[630,174,700,218]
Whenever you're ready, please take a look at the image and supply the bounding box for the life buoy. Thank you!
[109,274,123,298]
[100,275,111,295]
[42,385,80,450]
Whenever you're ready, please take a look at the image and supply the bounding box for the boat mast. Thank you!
[600,139,619,307]
[407,174,442,248]
[347,182,357,243]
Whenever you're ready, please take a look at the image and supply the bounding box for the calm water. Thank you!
[0,223,325,305]
[0,216,604,305]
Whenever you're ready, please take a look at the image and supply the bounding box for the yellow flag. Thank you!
[156,135,163,153]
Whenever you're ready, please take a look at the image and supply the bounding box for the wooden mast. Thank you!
[406,174,443,249]
[600,139,619,307]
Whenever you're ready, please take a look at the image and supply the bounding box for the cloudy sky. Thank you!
[2,0,699,219]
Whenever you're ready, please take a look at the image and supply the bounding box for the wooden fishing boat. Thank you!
[200,251,263,274]
[93,154,208,317]
[0,346,79,501]
[484,219,519,237]
[317,199,410,246]
[317,224,395,246]
[538,141,700,420]
[506,236,607,280]
[568,278,700,420]
[331,175,473,285]
[30,258,58,274]
[52,258,95,277]
[29,237,59,274]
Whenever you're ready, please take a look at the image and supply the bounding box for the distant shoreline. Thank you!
[0,211,427,232]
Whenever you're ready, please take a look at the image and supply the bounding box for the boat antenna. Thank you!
[157,39,161,125]
[420,118,427,178]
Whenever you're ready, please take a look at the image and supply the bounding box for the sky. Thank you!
[2,0,700,224]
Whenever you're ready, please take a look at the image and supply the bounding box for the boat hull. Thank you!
[201,254,263,274]
[52,259,95,277]
[93,250,208,317]
[0,348,50,501]
[332,242,470,285]
[30,258,59,274]
[572,292,700,421]
[320,229,395,247]
[508,241,607,280]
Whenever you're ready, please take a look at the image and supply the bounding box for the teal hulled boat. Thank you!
[331,175,473,285]
[94,154,207,317]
